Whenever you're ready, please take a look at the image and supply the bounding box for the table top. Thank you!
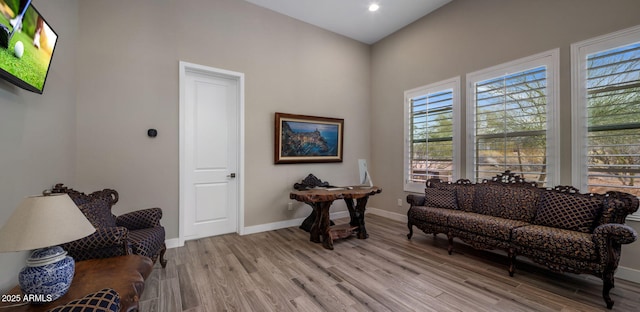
[0,255,153,312]
[290,186,382,202]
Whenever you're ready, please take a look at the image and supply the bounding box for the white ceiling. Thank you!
[244,0,452,44]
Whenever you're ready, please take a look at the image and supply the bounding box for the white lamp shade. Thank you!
[0,194,96,252]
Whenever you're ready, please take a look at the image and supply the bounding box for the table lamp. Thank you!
[0,193,95,302]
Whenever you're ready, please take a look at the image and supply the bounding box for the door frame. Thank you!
[178,61,245,247]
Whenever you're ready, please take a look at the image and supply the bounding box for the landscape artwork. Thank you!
[275,113,343,164]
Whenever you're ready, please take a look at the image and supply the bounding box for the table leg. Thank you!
[355,196,369,239]
[309,203,322,243]
[300,203,334,232]
[344,198,357,226]
[310,201,334,249]
[300,205,318,232]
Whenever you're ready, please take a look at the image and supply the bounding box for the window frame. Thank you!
[404,77,461,193]
[466,49,560,185]
[571,25,640,221]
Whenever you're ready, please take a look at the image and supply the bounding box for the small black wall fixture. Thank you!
[147,129,158,138]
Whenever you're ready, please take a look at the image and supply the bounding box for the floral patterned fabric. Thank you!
[408,205,464,225]
[512,225,597,261]
[513,247,601,274]
[593,223,639,269]
[411,221,451,237]
[599,192,639,224]
[448,212,529,241]
[472,183,541,222]
[454,184,476,212]
[593,223,638,245]
[450,228,511,250]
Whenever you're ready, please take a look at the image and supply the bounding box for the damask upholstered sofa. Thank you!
[52,184,167,267]
[406,171,638,309]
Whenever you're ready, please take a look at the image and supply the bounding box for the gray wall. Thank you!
[369,0,640,271]
[75,0,371,239]
[0,0,78,292]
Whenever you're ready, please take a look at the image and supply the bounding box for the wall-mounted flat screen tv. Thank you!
[0,0,57,94]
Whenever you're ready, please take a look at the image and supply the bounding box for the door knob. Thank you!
[227,173,236,178]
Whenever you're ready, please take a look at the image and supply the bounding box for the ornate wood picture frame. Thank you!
[274,112,344,164]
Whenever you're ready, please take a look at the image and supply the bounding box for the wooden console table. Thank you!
[290,186,382,250]
[0,255,153,312]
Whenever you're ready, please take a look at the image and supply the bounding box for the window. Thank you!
[404,77,460,193]
[572,25,640,220]
[467,50,559,185]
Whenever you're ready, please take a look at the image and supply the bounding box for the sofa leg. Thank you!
[159,243,168,268]
[407,221,414,239]
[508,249,516,277]
[447,235,453,255]
[603,271,615,309]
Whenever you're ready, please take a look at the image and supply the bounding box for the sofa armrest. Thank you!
[593,223,637,276]
[62,227,129,255]
[594,223,638,245]
[406,194,426,206]
[116,207,163,230]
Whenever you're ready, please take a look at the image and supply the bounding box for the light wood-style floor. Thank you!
[139,215,640,312]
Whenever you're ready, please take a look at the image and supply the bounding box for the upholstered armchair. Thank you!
[52,184,167,267]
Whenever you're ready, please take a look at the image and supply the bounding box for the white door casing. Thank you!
[179,61,244,245]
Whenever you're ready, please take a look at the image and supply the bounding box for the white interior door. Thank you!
[180,62,242,242]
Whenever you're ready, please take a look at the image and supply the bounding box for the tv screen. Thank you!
[0,0,57,94]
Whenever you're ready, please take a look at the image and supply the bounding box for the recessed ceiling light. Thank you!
[368,3,379,12]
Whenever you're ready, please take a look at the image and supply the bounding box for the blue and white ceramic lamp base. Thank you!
[18,246,75,303]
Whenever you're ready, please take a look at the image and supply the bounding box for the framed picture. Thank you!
[275,112,344,164]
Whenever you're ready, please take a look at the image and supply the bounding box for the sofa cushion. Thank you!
[432,182,475,212]
[78,197,116,228]
[473,183,541,222]
[534,191,603,233]
[455,184,476,212]
[425,188,458,210]
[408,206,465,226]
[447,212,529,241]
[47,288,120,312]
[512,225,597,261]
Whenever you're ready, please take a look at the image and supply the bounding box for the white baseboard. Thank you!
[366,207,407,223]
[166,208,400,245]
[242,210,350,235]
[165,238,181,249]
[616,265,640,284]
[239,207,407,236]
[167,210,351,248]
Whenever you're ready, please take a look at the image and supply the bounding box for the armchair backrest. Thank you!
[52,184,117,228]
